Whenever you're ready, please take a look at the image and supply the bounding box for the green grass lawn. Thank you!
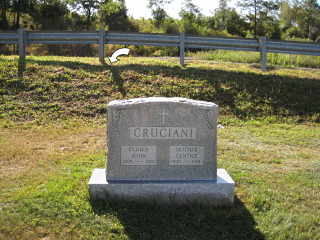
[0,56,319,239]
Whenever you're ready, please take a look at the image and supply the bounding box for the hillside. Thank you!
[0,56,319,125]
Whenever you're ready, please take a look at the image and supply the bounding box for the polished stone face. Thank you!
[106,97,218,181]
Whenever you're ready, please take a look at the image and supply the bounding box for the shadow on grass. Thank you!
[91,197,265,240]
[20,58,320,121]
[18,59,26,77]
[26,58,107,71]
[102,61,127,97]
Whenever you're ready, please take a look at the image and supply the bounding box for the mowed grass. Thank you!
[0,55,319,239]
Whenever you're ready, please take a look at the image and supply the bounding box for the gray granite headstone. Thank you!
[106,97,218,182]
[89,97,235,206]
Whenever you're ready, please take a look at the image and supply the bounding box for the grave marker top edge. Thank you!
[108,97,218,108]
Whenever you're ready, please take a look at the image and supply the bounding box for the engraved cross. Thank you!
[158,108,168,124]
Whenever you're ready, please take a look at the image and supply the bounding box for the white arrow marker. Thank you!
[108,48,131,63]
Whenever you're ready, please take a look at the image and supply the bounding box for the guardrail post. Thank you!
[99,29,106,63]
[259,36,267,72]
[18,29,27,60]
[180,32,185,66]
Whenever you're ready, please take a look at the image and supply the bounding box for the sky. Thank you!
[126,0,237,19]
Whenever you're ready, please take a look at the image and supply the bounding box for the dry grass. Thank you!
[0,123,106,196]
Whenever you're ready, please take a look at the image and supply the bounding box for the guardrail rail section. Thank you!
[0,29,319,71]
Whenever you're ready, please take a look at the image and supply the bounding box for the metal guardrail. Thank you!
[0,29,319,71]
[106,32,180,47]
[0,31,18,44]
[267,40,320,56]
[28,31,100,45]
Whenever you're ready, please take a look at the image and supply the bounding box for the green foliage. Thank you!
[98,0,130,31]
[151,7,168,28]
[147,0,172,28]
[31,0,69,30]
[222,9,248,37]
[279,0,320,41]
[162,17,180,33]
[130,18,160,33]
[0,0,10,29]
[296,0,320,41]
[68,0,100,30]
[179,0,204,34]
[214,0,248,36]
[237,0,280,38]
[10,0,31,27]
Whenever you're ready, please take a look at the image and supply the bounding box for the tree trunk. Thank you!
[1,4,8,30]
[87,9,91,30]
[16,11,20,28]
[254,0,257,38]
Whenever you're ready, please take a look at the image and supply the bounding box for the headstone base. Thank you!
[89,169,235,206]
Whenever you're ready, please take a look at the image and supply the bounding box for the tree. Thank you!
[214,0,248,37]
[31,0,69,30]
[237,0,280,38]
[299,0,320,40]
[162,17,179,33]
[179,0,203,34]
[179,0,202,18]
[69,0,100,30]
[214,0,230,31]
[225,9,249,37]
[279,1,293,31]
[98,0,129,31]
[147,0,172,28]
[280,0,320,41]
[11,0,33,28]
[0,0,10,29]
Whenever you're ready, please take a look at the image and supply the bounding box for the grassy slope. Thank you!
[1,55,320,124]
[0,56,319,240]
